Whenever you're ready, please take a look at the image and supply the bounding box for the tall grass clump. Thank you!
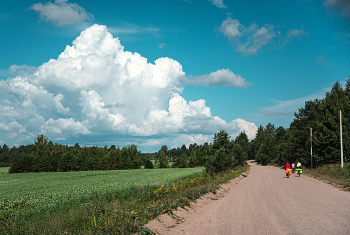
[304,162,350,187]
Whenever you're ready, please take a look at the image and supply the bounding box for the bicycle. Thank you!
[285,168,292,178]
[295,168,302,177]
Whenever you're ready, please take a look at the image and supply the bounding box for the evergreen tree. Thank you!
[158,151,169,168]
[206,146,237,173]
[172,154,188,168]
[144,159,154,169]
[58,152,77,172]
[213,130,231,150]
[235,132,249,153]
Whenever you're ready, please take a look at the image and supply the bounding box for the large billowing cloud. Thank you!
[30,0,94,25]
[0,24,257,149]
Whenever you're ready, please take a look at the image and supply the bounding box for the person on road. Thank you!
[285,162,292,177]
[291,163,295,173]
[295,161,302,175]
[296,161,302,169]
[286,162,290,170]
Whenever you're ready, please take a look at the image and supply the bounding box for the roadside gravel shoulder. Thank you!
[142,169,250,234]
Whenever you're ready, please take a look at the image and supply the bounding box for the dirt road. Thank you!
[163,161,350,235]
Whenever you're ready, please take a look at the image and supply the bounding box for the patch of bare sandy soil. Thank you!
[142,172,249,235]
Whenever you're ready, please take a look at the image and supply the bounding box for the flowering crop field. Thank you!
[0,167,204,212]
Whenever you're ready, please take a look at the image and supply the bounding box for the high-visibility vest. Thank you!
[297,162,301,167]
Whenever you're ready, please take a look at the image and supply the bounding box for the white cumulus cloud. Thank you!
[0,24,257,147]
[30,0,94,25]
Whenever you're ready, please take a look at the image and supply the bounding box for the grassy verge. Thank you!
[0,164,248,234]
[303,162,350,188]
[0,167,9,174]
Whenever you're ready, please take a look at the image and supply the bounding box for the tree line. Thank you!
[4,129,249,174]
[0,144,33,167]
[9,135,144,173]
[150,131,250,173]
[249,79,350,167]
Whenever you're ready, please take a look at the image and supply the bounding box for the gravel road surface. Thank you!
[166,161,350,235]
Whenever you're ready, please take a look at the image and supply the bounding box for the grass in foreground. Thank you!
[304,162,350,188]
[0,164,248,234]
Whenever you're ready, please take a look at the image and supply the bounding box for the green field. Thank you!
[0,167,9,174]
[0,167,204,212]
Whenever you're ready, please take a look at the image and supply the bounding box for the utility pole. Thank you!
[310,128,313,169]
[340,110,344,168]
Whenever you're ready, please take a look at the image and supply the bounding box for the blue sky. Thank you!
[0,0,349,152]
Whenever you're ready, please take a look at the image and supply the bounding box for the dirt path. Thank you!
[145,161,350,234]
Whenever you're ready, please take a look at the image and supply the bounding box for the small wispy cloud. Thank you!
[141,139,160,146]
[30,0,94,25]
[287,28,306,38]
[150,27,159,36]
[158,43,166,49]
[108,27,138,34]
[180,68,251,88]
[264,111,294,117]
[324,0,350,18]
[9,65,36,75]
[109,23,160,35]
[316,55,331,66]
[334,31,350,41]
[208,0,227,9]
[278,26,307,48]
[218,16,278,55]
[333,31,350,48]
[261,88,329,118]
[218,16,309,54]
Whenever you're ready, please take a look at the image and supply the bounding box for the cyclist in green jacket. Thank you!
[297,162,302,168]
[296,161,302,175]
